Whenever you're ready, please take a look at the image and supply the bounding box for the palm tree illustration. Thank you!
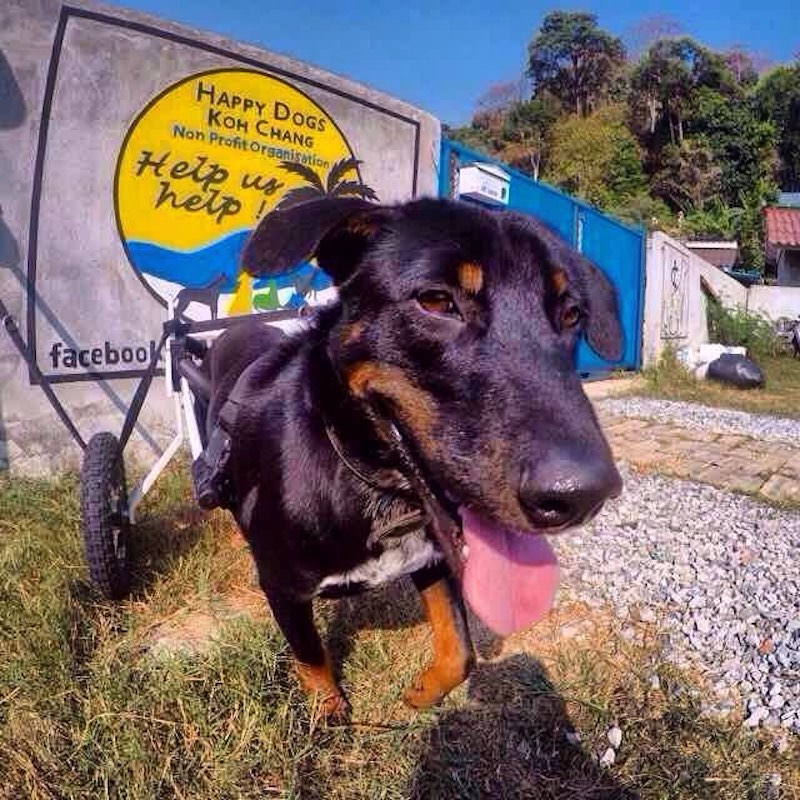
[229,159,378,314]
[274,157,379,211]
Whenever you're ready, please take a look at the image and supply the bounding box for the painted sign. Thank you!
[115,68,377,320]
[24,5,426,388]
[661,243,690,339]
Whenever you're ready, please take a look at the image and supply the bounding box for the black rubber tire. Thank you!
[79,432,131,599]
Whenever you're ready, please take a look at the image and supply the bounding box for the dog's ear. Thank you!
[501,212,623,361]
[240,198,387,285]
[562,249,623,361]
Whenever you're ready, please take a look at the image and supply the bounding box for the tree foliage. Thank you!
[526,12,625,117]
[755,64,800,189]
[448,10,800,273]
[547,105,645,207]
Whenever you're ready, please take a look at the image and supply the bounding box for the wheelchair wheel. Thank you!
[79,432,131,599]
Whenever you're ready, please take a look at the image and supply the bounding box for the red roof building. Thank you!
[764,206,800,286]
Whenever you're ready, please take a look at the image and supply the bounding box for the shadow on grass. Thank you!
[127,497,211,597]
[409,653,639,800]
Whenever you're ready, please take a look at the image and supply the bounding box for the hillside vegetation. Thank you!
[446,12,800,272]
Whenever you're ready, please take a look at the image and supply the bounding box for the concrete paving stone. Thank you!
[779,454,800,478]
[716,456,765,477]
[683,429,721,443]
[600,407,800,503]
[663,439,702,454]
[761,475,800,504]
[645,424,688,439]
[615,449,660,466]
[606,419,651,434]
[723,474,767,494]
[660,460,693,478]
[694,465,730,485]
[600,415,631,428]
[763,443,796,457]
[715,434,751,449]
[749,454,793,474]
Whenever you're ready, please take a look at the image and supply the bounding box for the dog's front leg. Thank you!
[266,589,349,720]
[404,566,475,709]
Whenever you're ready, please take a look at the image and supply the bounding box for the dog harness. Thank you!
[190,357,263,512]
[188,339,465,576]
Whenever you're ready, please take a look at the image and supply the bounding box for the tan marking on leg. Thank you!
[346,361,438,455]
[457,261,484,294]
[295,654,349,720]
[550,268,568,296]
[405,578,474,708]
[340,321,364,345]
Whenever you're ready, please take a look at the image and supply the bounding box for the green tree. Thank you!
[526,12,625,117]
[500,94,561,179]
[443,123,495,156]
[649,140,721,212]
[688,87,777,206]
[736,186,767,272]
[545,105,645,208]
[679,200,741,239]
[724,46,761,89]
[630,37,739,145]
[755,63,800,189]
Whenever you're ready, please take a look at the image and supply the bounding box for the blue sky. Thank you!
[116,0,798,125]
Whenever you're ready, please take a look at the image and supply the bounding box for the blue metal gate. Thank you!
[439,140,645,374]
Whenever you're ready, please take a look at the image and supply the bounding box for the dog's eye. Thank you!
[561,304,583,330]
[417,290,463,320]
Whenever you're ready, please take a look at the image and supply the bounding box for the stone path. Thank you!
[595,408,800,506]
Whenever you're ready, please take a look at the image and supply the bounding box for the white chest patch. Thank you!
[318,531,442,592]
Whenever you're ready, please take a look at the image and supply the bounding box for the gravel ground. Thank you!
[555,467,800,733]
[596,396,800,448]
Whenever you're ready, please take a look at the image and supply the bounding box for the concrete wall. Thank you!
[695,257,748,308]
[643,231,800,367]
[748,285,800,323]
[1,0,440,475]
[642,232,709,367]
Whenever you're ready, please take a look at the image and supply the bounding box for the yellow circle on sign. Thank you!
[114,68,366,312]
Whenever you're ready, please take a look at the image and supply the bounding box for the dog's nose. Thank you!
[518,449,622,530]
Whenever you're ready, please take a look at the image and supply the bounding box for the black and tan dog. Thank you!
[203,197,623,718]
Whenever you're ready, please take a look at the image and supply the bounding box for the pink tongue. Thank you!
[460,507,560,636]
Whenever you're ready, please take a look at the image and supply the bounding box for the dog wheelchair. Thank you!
[1,294,299,599]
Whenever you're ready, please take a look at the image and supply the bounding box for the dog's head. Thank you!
[242,197,623,633]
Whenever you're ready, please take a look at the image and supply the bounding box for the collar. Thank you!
[324,404,465,577]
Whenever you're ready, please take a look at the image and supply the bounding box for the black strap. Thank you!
[373,414,465,579]
[214,354,265,438]
[326,400,465,577]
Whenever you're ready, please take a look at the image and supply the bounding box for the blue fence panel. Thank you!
[439,139,644,373]
[575,207,644,372]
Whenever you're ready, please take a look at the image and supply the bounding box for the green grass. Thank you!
[1,467,799,798]
[641,350,800,419]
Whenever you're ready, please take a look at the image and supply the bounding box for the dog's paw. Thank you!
[313,690,351,724]
[403,663,468,709]
[404,674,445,709]
[296,659,350,723]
